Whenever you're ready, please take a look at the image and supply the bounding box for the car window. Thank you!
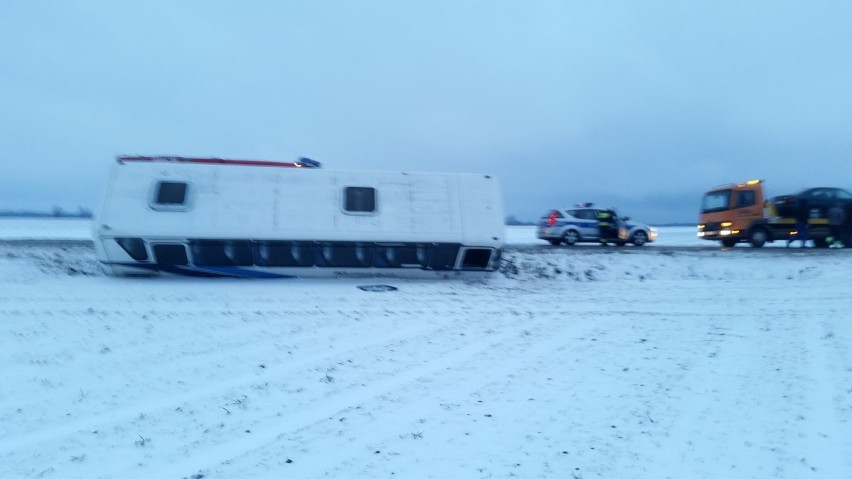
[573,209,595,220]
[835,189,852,200]
[808,189,828,199]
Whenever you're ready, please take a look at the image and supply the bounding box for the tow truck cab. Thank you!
[698,180,766,247]
[697,180,832,248]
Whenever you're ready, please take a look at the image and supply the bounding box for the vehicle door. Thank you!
[731,188,761,226]
[803,188,832,217]
[574,209,600,238]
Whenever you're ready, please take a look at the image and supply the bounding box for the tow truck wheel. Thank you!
[562,230,579,246]
[721,238,737,248]
[749,228,767,248]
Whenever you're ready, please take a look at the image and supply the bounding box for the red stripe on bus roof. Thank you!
[117,156,309,168]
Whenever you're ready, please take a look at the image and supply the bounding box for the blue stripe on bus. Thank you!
[104,260,495,278]
[105,262,297,278]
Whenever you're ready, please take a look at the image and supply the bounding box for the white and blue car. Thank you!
[536,206,657,246]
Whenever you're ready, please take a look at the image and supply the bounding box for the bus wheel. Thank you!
[749,228,767,248]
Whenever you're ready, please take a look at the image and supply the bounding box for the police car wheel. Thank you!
[631,231,648,246]
[562,230,579,246]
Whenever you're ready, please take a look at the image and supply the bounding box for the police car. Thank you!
[536,205,657,246]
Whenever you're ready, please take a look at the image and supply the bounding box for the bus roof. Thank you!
[116,155,321,168]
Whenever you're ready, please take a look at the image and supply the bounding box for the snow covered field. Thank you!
[1,219,851,478]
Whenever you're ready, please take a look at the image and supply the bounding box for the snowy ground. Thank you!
[1,219,851,479]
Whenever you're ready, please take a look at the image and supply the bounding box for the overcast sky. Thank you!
[2,1,851,223]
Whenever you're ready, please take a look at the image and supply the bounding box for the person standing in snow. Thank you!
[597,209,617,245]
[787,197,810,248]
[827,201,847,247]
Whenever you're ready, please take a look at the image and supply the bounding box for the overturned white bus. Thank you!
[92,156,505,279]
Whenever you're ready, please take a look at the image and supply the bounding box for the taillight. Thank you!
[547,212,558,227]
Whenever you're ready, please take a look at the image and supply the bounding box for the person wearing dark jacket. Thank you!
[827,202,847,247]
[787,198,810,248]
[597,209,617,245]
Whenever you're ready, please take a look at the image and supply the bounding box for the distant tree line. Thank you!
[0,206,93,218]
[505,215,535,226]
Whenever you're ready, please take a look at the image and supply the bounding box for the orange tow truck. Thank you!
[697,180,833,248]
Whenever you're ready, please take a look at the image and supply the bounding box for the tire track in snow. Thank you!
[0,279,475,447]
[794,317,852,477]
[212,301,689,478]
[634,310,774,478]
[273,314,595,479]
[0,317,444,454]
[1,299,518,478]
[0,303,388,434]
[635,284,851,479]
[121,312,560,479]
